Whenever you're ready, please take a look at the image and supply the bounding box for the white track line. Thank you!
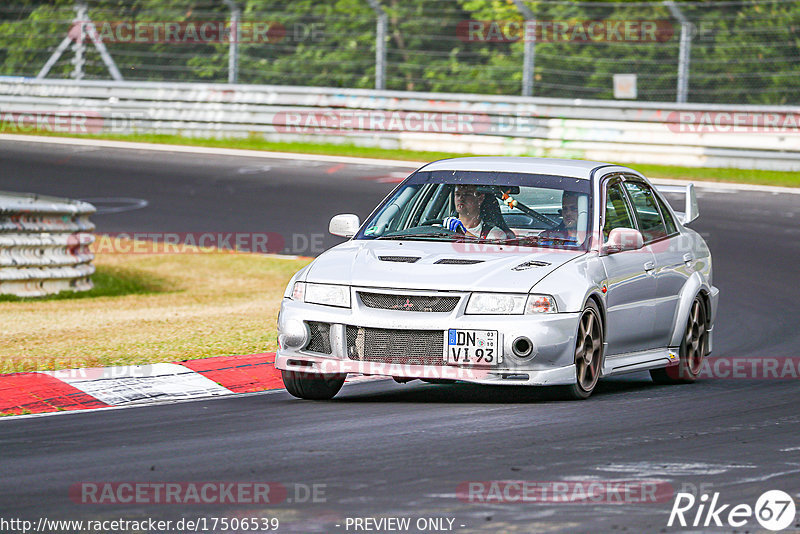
[0,134,420,168]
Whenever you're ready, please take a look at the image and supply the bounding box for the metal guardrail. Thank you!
[0,191,95,297]
[0,78,798,171]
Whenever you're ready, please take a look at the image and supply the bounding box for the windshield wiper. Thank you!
[492,235,578,246]
[376,231,459,241]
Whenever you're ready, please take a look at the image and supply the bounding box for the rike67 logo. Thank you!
[668,489,796,531]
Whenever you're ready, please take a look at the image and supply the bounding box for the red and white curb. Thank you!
[0,354,382,416]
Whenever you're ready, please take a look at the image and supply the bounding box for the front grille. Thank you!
[359,292,459,312]
[305,321,332,354]
[346,326,445,366]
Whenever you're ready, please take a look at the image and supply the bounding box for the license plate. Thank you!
[446,329,501,366]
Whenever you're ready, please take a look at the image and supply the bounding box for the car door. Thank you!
[623,180,686,348]
[600,177,659,355]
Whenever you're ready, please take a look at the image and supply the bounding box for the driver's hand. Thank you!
[443,216,466,234]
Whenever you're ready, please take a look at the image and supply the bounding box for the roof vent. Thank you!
[379,256,420,263]
[434,258,484,265]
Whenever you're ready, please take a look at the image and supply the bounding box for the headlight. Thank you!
[293,282,351,308]
[465,293,557,314]
[466,293,527,314]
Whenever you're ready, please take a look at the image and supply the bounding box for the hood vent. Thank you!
[379,255,420,263]
[434,258,484,265]
[512,260,551,271]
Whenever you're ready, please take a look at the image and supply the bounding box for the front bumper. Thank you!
[276,287,581,386]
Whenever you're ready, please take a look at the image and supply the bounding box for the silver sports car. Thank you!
[276,157,719,400]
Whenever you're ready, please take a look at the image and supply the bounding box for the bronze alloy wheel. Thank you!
[651,296,708,384]
[575,305,603,393]
[684,298,708,377]
[558,301,604,400]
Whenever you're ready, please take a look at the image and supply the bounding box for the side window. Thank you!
[654,193,678,235]
[603,182,635,240]
[623,182,667,242]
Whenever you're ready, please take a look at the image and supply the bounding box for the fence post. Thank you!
[366,0,387,90]
[512,0,535,97]
[665,1,693,103]
[223,0,240,84]
[71,2,87,80]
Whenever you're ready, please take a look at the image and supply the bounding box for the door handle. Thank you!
[643,261,655,272]
[683,253,693,265]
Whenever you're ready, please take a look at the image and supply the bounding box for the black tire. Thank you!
[557,300,604,400]
[281,370,346,400]
[650,296,708,384]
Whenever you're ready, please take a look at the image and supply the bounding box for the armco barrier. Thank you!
[0,191,95,297]
[0,78,799,171]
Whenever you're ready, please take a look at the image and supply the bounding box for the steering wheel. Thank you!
[420,218,444,226]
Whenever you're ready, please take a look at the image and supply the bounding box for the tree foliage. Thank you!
[0,0,797,104]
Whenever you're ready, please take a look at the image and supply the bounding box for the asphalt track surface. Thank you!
[1,139,799,533]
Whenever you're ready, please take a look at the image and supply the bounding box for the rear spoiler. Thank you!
[654,183,699,225]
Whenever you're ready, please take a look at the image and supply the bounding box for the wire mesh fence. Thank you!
[0,0,798,104]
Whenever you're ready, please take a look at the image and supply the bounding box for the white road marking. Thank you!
[595,462,756,476]
[0,134,419,168]
[730,468,800,485]
[42,363,232,405]
[79,197,149,214]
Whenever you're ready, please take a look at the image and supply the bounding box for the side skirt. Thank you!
[601,348,679,376]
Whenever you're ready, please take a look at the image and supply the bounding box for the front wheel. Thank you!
[281,370,346,400]
[650,296,707,384]
[557,301,604,400]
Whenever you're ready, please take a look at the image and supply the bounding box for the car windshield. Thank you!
[356,170,593,249]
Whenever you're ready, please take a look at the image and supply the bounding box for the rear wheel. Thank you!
[558,301,603,400]
[651,296,707,384]
[281,370,346,400]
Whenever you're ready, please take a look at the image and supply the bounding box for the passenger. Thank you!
[539,190,585,245]
[443,184,506,239]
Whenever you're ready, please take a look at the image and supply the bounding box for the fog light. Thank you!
[512,337,533,358]
[279,320,308,349]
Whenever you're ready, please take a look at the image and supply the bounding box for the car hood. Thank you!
[304,239,584,293]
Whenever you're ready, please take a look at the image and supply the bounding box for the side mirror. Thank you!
[329,214,361,238]
[601,227,644,255]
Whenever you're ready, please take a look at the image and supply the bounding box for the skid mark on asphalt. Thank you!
[326,163,347,174]
[358,171,409,183]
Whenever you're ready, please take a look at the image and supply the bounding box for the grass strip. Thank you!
[0,237,310,373]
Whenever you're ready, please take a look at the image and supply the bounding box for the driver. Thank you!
[443,184,506,239]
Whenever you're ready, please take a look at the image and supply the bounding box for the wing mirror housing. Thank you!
[329,214,361,238]
[601,228,644,256]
